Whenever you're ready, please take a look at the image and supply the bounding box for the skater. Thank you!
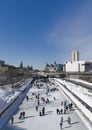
[11,116,14,124]
[53,97,56,100]
[36,105,38,111]
[66,105,68,110]
[61,116,63,122]
[67,116,71,125]
[69,103,73,110]
[42,107,45,115]
[56,108,59,114]
[37,100,40,106]
[64,108,66,114]
[61,101,63,106]
[56,108,60,115]
[23,111,25,118]
[71,103,73,108]
[37,93,40,100]
[26,95,29,101]
[59,120,63,129]
[19,112,23,119]
[46,98,49,103]
[64,100,66,108]
[35,94,37,99]
[60,109,63,114]
[39,111,42,116]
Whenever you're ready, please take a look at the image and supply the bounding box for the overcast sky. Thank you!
[0,0,92,70]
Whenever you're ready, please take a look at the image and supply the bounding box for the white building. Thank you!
[71,50,79,62]
[64,50,92,72]
[64,60,92,72]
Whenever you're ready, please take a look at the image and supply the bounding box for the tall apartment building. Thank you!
[71,50,79,62]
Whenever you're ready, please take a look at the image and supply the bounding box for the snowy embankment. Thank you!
[70,78,92,86]
[54,78,92,126]
[0,78,33,129]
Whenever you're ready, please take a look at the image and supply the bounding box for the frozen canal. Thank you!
[2,79,88,130]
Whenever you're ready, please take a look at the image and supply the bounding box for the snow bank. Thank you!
[54,78,92,127]
[0,78,33,129]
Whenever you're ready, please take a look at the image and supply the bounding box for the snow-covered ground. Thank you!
[70,78,92,86]
[1,78,89,130]
[0,78,33,129]
[54,78,92,129]
[55,78,92,110]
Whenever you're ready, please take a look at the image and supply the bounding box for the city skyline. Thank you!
[0,0,92,70]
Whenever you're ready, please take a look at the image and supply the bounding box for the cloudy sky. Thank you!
[0,0,92,70]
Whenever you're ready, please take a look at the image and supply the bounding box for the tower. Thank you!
[71,50,79,62]
[20,61,23,68]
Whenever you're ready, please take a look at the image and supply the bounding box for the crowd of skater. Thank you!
[10,78,50,124]
[56,101,73,115]
[57,100,73,129]
[59,115,72,129]
[10,78,74,130]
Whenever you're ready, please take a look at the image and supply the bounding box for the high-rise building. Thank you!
[71,50,79,62]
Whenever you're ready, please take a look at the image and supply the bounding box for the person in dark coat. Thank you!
[64,109,66,114]
[36,105,38,111]
[11,116,14,124]
[56,108,60,114]
[23,111,25,118]
[60,121,63,129]
[19,112,23,119]
[60,109,63,114]
[42,107,45,115]
[26,96,29,101]
[61,116,63,122]
[39,111,42,116]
